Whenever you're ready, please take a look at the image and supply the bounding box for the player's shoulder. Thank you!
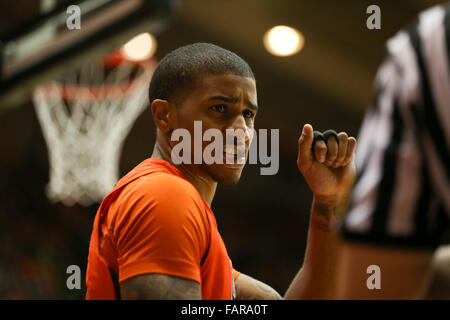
[111,172,209,236]
[108,172,211,252]
[120,172,204,209]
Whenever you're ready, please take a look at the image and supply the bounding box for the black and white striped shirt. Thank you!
[342,3,450,248]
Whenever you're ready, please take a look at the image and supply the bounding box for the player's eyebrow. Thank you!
[209,96,258,110]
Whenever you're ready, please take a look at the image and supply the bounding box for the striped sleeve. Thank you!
[341,4,450,248]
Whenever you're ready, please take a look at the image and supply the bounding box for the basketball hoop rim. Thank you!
[36,51,156,102]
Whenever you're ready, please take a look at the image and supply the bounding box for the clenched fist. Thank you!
[297,124,357,204]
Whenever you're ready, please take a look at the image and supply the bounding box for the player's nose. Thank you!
[226,116,251,144]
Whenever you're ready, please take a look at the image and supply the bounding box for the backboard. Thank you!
[0,0,175,110]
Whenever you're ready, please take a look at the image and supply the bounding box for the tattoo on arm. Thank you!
[235,273,282,300]
[120,273,202,300]
[312,202,347,232]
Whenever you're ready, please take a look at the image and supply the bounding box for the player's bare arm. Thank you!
[120,273,201,300]
[284,124,357,299]
[236,124,357,300]
[234,273,282,300]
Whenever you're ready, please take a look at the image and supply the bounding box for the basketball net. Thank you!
[33,51,156,206]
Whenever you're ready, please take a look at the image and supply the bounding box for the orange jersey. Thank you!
[86,158,239,299]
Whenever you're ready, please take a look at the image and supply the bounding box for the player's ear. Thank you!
[151,99,177,134]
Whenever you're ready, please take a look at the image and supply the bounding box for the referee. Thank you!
[337,3,450,299]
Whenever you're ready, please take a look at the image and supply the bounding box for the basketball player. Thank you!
[86,43,357,299]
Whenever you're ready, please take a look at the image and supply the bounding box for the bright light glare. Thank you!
[263,25,304,56]
[121,33,156,61]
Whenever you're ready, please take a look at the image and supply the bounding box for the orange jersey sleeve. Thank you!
[109,173,210,284]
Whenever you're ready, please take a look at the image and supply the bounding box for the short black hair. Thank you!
[148,43,255,105]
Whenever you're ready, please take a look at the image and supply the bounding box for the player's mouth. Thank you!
[222,145,246,168]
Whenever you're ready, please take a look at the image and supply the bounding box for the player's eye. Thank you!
[243,109,255,119]
[209,104,227,113]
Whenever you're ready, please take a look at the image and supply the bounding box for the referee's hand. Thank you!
[297,124,357,204]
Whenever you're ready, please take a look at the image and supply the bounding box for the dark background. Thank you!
[0,0,446,299]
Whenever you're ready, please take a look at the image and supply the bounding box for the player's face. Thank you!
[175,73,257,185]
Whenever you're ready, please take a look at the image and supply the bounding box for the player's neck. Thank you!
[151,142,217,206]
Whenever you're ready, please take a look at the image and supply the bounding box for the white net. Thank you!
[33,56,154,206]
